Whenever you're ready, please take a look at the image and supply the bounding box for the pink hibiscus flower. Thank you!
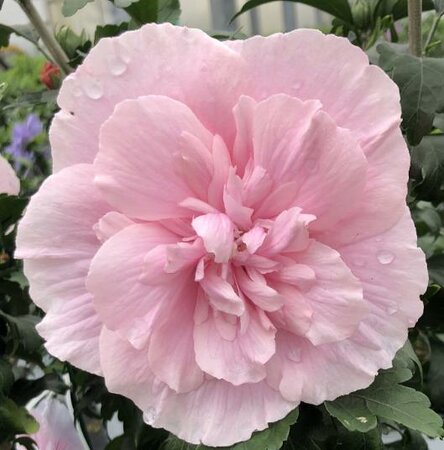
[16,24,428,446]
[0,154,19,195]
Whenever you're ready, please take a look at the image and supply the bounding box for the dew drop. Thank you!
[144,407,157,423]
[108,54,128,76]
[82,77,103,100]
[288,347,301,362]
[377,250,395,265]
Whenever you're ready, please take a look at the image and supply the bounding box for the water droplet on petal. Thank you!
[82,77,103,100]
[287,347,301,362]
[377,251,395,265]
[144,407,157,423]
[108,54,127,76]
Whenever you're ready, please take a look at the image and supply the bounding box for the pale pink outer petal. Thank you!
[250,95,368,228]
[28,397,84,450]
[0,155,19,195]
[51,23,245,171]
[100,327,296,447]
[95,95,213,221]
[15,164,111,374]
[294,241,367,346]
[86,223,180,349]
[194,304,276,385]
[226,30,408,241]
[267,211,427,404]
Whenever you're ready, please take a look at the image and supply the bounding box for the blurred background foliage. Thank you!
[1,0,444,449]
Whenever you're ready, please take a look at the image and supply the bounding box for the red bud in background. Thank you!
[40,62,62,89]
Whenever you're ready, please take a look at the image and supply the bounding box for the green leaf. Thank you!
[109,0,181,25]
[163,408,299,450]
[428,253,444,286]
[0,360,14,394]
[326,342,442,437]
[0,312,42,354]
[377,43,444,145]
[0,396,39,436]
[356,383,443,437]
[62,0,94,16]
[427,339,444,411]
[0,23,14,47]
[391,0,435,20]
[325,397,377,432]
[336,427,384,450]
[0,196,28,233]
[232,0,354,26]
[94,22,130,43]
[410,135,444,201]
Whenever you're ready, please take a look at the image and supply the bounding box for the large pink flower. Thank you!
[0,154,19,195]
[16,24,428,446]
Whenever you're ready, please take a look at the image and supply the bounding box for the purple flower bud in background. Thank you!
[4,114,43,167]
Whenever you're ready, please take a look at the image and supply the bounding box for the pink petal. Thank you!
[52,24,245,171]
[148,280,204,393]
[236,267,284,312]
[100,327,296,447]
[250,95,368,228]
[164,239,206,274]
[296,241,367,345]
[28,397,84,450]
[259,207,312,255]
[0,155,19,195]
[192,213,234,263]
[16,164,110,374]
[93,211,134,242]
[95,95,213,221]
[226,30,407,238]
[199,265,244,316]
[207,135,231,210]
[241,225,266,254]
[194,304,276,385]
[86,223,181,349]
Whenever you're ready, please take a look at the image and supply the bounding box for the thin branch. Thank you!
[16,0,71,74]
[408,0,423,56]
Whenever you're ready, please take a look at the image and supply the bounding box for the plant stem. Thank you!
[407,0,423,56]
[16,0,72,74]
[424,12,444,52]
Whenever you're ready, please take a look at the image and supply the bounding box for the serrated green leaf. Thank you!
[325,397,377,432]
[410,136,444,202]
[377,44,444,145]
[336,427,384,450]
[428,253,444,286]
[94,22,130,43]
[356,384,443,437]
[62,0,94,17]
[163,408,299,450]
[109,0,181,25]
[232,0,354,25]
